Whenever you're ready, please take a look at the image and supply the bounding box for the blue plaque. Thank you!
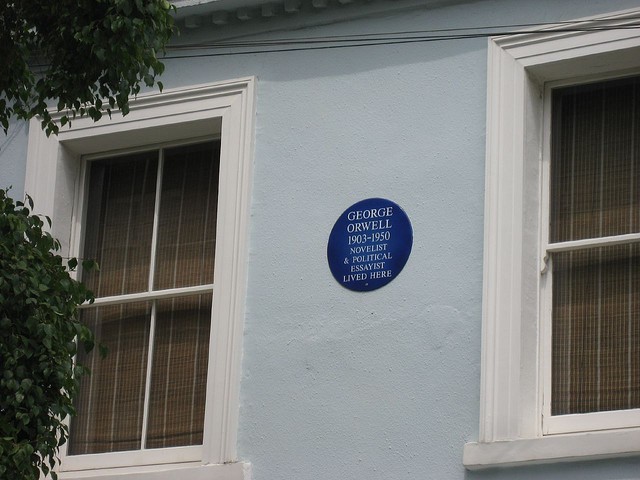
[327,198,413,292]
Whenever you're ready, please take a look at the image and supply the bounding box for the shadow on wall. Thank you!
[166,0,635,84]
[166,0,488,84]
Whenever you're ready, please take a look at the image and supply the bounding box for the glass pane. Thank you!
[154,142,220,290]
[82,152,158,297]
[552,245,640,415]
[146,294,212,448]
[69,302,152,454]
[550,76,640,243]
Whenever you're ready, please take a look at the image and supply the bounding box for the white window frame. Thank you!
[463,8,640,469]
[540,76,640,436]
[24,78,255,480]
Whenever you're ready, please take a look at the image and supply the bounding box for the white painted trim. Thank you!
[84,284,215,307]
[545,409,640,435]
[203,75,255,464]
[57,461,250,480]
[546,232,640,252]
[62,447,202,472]
[470,7,640,468]
[464,428,640,470]
[25,77,256,475]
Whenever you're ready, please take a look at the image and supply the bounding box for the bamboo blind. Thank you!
[550,76,640,415]
[69,141,220,454]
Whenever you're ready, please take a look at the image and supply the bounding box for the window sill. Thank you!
[56,461,251,480]
[463,429,640,470]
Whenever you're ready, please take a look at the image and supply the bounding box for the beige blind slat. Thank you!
[71,141,220,455]
[82,152,158,297]
[146,293,212,449]
[154,142,220,291]
[69,302,152,454]
[550,76,640,415]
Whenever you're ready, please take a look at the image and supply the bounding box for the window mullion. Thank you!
[140,300,158,450]
[141,149,165,449]
[149,149,165,292]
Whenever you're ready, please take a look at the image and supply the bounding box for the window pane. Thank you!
[69,302,152,454]
[82,153,158,297]
[146,293,212,448]
[552,245,640,415]
[550,76,640,243]
[73,142,218,456]
[154,142,220,290]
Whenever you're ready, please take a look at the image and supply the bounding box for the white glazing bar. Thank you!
[141,150,163,449]
[81,284,215,307]
[140,149,164,449]
[140,300,157,449]
[148,149,165,292]
[546,232,640,253]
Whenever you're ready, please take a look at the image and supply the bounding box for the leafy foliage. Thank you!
[0,190,97,480]
[0,0,174,136]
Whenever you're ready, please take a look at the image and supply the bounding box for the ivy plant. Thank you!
[0,190,98,479]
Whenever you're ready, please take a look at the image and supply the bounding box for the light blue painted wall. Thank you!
[169,9,486,476]
[0,120,28,199]
[3,0,640,479]
[171,1,638,478]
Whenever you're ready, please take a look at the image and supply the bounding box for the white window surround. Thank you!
[24,78,255,480]
[463,9,640,470]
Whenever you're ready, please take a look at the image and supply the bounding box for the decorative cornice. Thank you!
[172,0,459,31]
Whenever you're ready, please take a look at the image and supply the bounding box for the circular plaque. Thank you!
[327,198,413,292]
